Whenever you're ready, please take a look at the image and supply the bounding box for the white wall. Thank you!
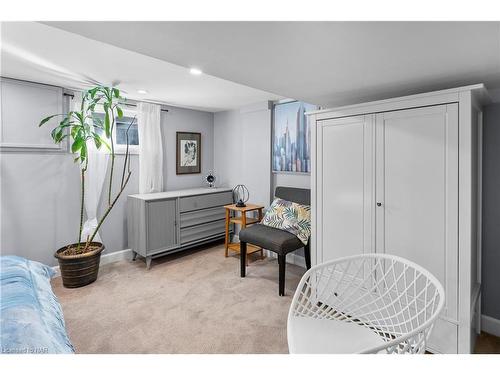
[214,102,272,209]
[0,79,214,266]
[161,106,214,190]
[272,173,310,190]
[213,110,242,190]
[1,152,83,266]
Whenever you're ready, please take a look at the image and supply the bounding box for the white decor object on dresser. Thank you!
[307,84,489,354]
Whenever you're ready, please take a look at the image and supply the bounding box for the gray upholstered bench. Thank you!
[239,186,311,296]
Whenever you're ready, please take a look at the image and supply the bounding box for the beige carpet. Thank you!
[51,243,306,354]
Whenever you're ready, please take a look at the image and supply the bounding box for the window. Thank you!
[92,108,139,154]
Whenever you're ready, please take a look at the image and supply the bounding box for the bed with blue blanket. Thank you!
[0,256,74,354]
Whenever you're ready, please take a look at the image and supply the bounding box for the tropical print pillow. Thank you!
[261,198,311,245]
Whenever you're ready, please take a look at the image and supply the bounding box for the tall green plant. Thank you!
[39,86,133,254]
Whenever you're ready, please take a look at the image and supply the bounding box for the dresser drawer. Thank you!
[180,219,226,245]
[180,206,226,228]
[179,191,232,213]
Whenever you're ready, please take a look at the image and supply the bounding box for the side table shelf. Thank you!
[224,203,265,264]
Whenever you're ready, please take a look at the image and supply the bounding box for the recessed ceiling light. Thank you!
[189,68,202,75]
[137,89,148,94]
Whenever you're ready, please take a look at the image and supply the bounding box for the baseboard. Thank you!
[481,315,500,337]
[263,249,306,269]
[287,252,306,268]
[52,248,132,277]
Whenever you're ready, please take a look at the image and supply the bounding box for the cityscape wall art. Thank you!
[272,101,317,173]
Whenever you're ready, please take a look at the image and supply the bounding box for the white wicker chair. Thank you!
[287,253,445,354]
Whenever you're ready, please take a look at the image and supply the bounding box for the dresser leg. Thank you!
[132,251,137,261]
[146,256,152,270]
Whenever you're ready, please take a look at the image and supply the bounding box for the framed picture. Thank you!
[272,101,318,174]
[176,132,201,174]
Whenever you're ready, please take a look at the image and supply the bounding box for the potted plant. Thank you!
[39,86,133,288]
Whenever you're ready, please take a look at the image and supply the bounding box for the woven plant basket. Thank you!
[55,242,104,288]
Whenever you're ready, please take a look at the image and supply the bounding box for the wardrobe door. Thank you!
[375,104,459,324]
[317,115,374,263]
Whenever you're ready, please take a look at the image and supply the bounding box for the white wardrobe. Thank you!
[308,85,489,354]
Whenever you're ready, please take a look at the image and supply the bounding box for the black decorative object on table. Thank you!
[233,184,249,207]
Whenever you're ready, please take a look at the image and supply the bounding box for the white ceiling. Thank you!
[0,22,281,112]
[45,21,500,107]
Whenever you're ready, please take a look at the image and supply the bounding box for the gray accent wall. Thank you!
[482,102,500,320]
[0,79,214,266]
[161,106,214,191]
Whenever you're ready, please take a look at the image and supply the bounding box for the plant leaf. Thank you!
[55,128,65,143]
[112,88,119,98]
[39,114,60,127]
[93,135,102,149]
[74,111,84,124]
[80,144,87,160]
[104,110,111,137]
[71,137,84,153]
[51,127,58,140]
[116,106,123,118]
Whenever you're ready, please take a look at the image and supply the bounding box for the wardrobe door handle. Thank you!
[376,202,382,207]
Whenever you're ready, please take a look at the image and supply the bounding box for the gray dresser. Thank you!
[127,187,233,269]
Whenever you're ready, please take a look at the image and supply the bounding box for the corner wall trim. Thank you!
[52,248,132,277]
[481,315,500,337]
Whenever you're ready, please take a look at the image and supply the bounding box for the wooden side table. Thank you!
[224,203,264,264]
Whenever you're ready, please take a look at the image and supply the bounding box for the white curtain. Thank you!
[72,92,109,243]
[137,102,163,194]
